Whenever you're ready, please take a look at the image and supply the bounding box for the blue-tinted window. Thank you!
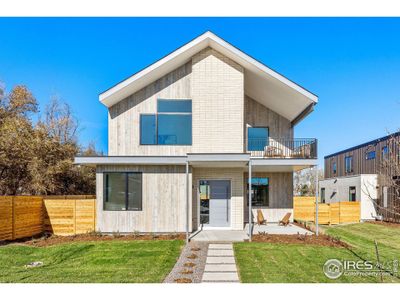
[366,151,376,160]
[158,114,192,145]
[140,115,156,145]
[332,162,337,174]
[382,146,388,159]
[140,100,192,145]
[247,127,269,151]
[158,99,192,113]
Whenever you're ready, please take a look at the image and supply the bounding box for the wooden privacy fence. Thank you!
[0,195,96,241]
[294,196,360,225]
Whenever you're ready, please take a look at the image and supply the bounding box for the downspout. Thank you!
[248,160,252,241]
[186,161,189,243]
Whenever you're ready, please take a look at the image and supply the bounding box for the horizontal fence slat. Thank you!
[294,196,360,225]
[0,195,96,241]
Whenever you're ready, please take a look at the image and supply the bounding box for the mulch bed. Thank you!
[1,232,185,247]
[252,233,349,248]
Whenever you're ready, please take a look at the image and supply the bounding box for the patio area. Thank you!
[245,223,312,235]
[190,223,312,242]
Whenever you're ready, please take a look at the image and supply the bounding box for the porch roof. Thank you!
[250,158,318,172]
[75,155,317,172]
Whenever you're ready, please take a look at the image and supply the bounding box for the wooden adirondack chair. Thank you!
[257,209,267,225]
[279,212,291,226]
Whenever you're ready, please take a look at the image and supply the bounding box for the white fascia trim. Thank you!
[187,153,250,162]
[250,158,318,166]
[99,33,209,106]
[100,31,318,107]
[74,156,187,166]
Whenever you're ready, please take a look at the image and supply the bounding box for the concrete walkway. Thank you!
[190,230,248,242]
[202,243,239,283]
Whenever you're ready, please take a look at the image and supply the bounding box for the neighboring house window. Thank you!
[247,177,269,207]
[332,161,337,175]
[247,127,269,151]
[349,186,356,202]
[345,156,353,173]
[321,188,326,203]
[366,150,376,160]
[104,172,142,211]
[140,99,192,145]
[382,146,388,159]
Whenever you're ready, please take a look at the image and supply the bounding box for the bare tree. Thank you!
[294,167,323,196]
[377,133,400,222]
[41,95,79,144]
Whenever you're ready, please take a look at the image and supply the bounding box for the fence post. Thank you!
[11,197,16,240]
[74,199,77,235]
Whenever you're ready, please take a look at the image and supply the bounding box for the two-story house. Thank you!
[321,132,400,221]
[75,32,318,239]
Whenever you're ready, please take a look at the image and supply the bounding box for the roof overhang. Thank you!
[74,156,187,166]
[75,155,317,172]
[187,153,250,167]
[250,158,318,172]
[99,31,318,124]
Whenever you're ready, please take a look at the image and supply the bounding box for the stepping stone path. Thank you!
[202,243,239,283]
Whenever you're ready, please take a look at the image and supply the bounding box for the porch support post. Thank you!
[315,165,319,236]
[186,161,189,243]
[248,160,252,241]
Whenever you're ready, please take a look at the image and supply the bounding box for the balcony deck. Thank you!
[247,138,317,159]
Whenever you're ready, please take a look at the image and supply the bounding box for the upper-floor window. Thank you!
[366,150,376,160]
[382,146,388,159]
[332,161,337,174]
[140,99,192,145]
[345,156,353,173]
[247,127,269,151]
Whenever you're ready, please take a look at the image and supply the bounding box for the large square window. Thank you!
[247,127,269,151]
[157,114,192,145]
[104,172,142,211]
[247,177,269,207]
[140,99,192,145]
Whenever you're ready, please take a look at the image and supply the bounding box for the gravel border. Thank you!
[164,241,208,283]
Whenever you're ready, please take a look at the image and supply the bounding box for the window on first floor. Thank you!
[104,172,142,211]
[349,186,356,202]
[247,177,269,207]
[140,99,192,145]
[247,127,269,151]
[345,156,353,173]
[321,188,326,203]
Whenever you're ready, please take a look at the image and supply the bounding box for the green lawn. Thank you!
[0,240,183,283]
[234,223,400,283]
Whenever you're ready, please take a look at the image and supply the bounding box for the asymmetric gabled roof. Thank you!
[100,31,318,124]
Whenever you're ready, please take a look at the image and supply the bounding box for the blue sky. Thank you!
[1,17,399,166]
